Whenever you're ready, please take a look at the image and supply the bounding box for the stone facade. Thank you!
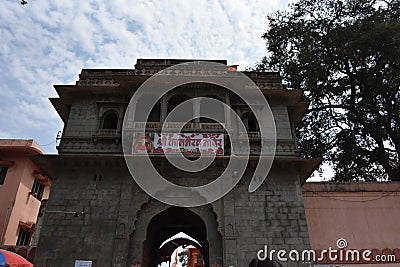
[32,59,319,267]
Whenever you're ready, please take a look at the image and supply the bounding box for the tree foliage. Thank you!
[257,0,400,181]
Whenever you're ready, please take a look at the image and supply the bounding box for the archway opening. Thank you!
[144,207,209,267]
[101,110,118,129]
[167,95,192,122]
[241,112,259,132]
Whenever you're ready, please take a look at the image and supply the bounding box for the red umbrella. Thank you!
[0,249,33,267]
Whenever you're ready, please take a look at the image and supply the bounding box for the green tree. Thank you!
[257,0,400,181]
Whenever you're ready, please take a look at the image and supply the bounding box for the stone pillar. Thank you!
[223,192,238,267]
[224,91,231,130]
[194,97,201,128]
[160,96,168,123]
[112,180,133,267]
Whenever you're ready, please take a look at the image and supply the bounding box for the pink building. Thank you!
[303,182,400,266]
[0,139,51,247]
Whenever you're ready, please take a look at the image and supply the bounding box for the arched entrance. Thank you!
[128,202,222,267]
[144,207,208,267]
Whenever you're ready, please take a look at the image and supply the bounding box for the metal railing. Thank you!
[131,122,225,130]
[95,129,120,136]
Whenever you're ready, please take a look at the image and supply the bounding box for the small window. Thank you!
[16,228,32,246]
[101,111,119,129]
[0,166,8,185]
[241,112,259,132]
[31,178,44,200]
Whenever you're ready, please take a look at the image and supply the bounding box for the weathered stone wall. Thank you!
[34,158,134,267]
[34,158,310,267]
[59,96,127,154]
[221,164,310,267]
[270,100,293,140]
[63,98,98,138]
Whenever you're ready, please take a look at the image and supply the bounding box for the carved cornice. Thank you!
[77,78,120,86]
[77,69,283,90]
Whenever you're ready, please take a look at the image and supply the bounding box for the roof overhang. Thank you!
[0,139,44,155]
[30,154,321,186]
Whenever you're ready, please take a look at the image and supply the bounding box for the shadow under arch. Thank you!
[127,200,222,267]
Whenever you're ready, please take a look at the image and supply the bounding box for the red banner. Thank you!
[132,133,224,155]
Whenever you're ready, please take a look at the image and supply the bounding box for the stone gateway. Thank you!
[32,59,319,267]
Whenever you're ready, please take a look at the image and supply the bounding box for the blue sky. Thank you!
[0,0,291,154]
